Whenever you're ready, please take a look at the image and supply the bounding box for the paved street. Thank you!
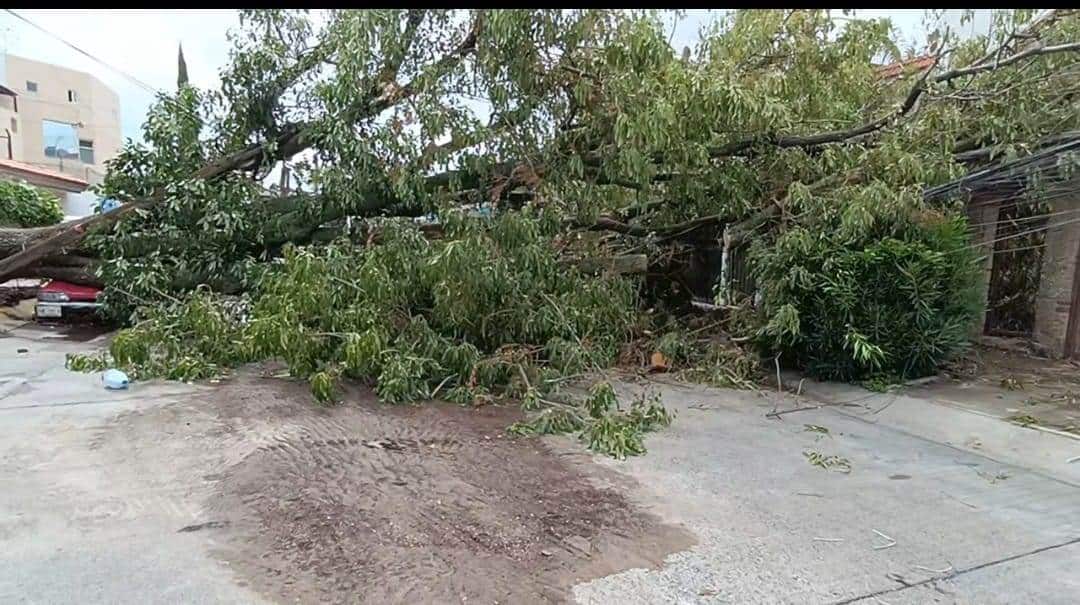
[2,323,1078,604]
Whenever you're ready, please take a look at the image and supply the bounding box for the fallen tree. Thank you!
[17,9,1080,454]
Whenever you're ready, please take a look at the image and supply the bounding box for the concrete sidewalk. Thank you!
[0,324,268,604]
[571,378,1080,604]
[2,320,1078,603]
[787,374,1080,484]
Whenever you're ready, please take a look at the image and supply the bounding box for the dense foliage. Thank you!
[49,9,1080,454]
[0,181,64,227]
[754,210,981,380]
[71,210,672,456]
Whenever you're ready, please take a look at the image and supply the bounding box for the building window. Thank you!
[25,81,38,94]
[42,119,79,160]
[79,139,94,164]
[67,89,79,103]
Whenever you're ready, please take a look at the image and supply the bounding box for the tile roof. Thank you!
[876,55,936,80]
[0,158,89,190]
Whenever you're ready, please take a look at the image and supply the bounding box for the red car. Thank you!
[35,280,103,322]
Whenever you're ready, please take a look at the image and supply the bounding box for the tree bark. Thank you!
[0,224,65,258]
[8,259,102,287]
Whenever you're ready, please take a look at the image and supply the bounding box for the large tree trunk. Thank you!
[0,225,61,258]
[9,264,103,287]
[1,226,101,286]
[0,17,486,285]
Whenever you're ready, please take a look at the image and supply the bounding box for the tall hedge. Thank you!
[753,211,982,381]
[0,181,64,227]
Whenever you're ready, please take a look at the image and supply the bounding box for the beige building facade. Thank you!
[0,53,121,185]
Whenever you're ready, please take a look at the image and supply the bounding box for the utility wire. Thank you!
[988,242,1047,254]
[3,9,205,125]
[966,205,1080,228]
[965,190,1077,214]
[3,9,161,94]
[926,137,1080,202]
[969,214,1080,250]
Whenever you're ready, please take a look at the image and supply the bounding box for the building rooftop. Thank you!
[876,55,936,80]
[0,158,89,192]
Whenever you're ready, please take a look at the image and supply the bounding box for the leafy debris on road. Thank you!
[804,450,851,473]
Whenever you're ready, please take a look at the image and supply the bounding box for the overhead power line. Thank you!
[969,215,1080,250]
[3,9,161,94]
[3,9,207,126]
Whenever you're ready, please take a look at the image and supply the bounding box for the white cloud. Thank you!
[1,9,239,141]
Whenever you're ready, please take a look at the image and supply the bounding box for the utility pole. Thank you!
[279,163,290,195]
[177,43,188,88]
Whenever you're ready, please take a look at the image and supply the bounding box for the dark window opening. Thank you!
[79,139,94,164]
[984,197,1048,337]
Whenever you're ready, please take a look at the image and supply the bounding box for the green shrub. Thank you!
[0,180,64,227]
[753,211,981,381]
[66,212,678,458]
[69,212,640,402]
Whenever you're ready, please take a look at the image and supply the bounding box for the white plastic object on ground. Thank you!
[103,369,130,390]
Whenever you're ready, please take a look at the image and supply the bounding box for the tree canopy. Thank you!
[12,9,1079,455]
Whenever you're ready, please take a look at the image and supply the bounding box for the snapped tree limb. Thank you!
[0,12,486,284]
[705,39,1080,159]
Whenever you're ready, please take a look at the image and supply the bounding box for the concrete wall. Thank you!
[966,195,1003,337]
[62,191,101,218]
[2,54,121,185]
[1033,182,1080,358]
[0,94,22,161]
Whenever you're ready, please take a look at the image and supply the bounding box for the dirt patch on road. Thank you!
[195,374,693,604]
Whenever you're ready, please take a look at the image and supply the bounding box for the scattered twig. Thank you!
[976,469,1010,484]
[886,572,914,587]
[813,537,844,542]
[913,563,954,575]
[768,405,821,418]
[941,491,978,509]
[872,529,897,550]
[766,401,864,418]
[1067,455,1080,464]
[774,354,782,395]
[796,491,825,497]
[146,283,183,304]
[429,374,455,399]
[541,293,585,350]
[871,394,898,415]
[108,285,155,307]
[329,275,362,291]
[769,354,784,416]
[515,363,533,391]
[686,320,724,336]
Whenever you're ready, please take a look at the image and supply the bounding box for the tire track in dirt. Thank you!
[191,374,694,604]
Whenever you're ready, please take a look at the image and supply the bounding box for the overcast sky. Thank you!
[1,10,975,144]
